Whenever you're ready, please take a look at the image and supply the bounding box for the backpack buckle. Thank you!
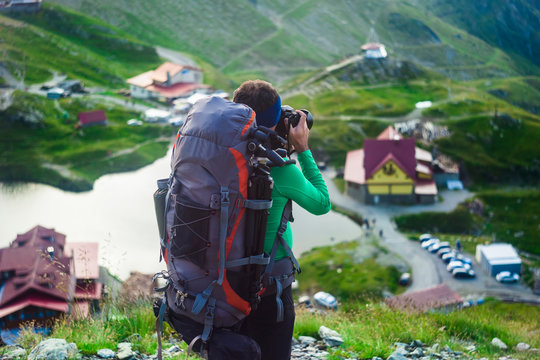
[220,188,229,205]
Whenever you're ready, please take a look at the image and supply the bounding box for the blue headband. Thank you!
[256,96,281,128]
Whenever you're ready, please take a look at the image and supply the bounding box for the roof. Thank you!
[361,42,385,50]
[0,226,73,315]
[65,242,99,279]
[415,180,438,195]
[146,82,209,99]
[364,138,416,180]
[0,295,68,319]
[386,284,463,312]
[78,110,107,125]
[416,162,432,176]
[415,147,432,163]
[377,126,403,140]
[479,243,520,261]
[152,62,201,83]
[344,149,365,184]
[126,70,154,88]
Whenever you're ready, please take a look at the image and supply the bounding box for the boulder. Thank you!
[492,337,508,350]
[318,326,344,347]
[515,343,530,352]
[117,342,134,360]
[2,346,26,359]
[298,336,317,345]
[97,349,116,359]
[28,339,78,360]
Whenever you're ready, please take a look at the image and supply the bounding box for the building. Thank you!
[386,284,463,313]
[361,43,388,59]
[476,243,522,277]
[0,226,75,343]
[64,242,101,318]
[0,0,42,12]
[344,126,437,204]
[78,110,107,128]
[127,62,209,101]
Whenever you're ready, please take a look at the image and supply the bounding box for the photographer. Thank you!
[233,80,331,360]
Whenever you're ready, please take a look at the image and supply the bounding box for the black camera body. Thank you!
[274,105,314,144]
[280,105,313,129]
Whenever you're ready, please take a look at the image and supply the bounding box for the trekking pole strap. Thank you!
[202,297,216,341]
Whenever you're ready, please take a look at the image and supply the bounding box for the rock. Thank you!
[492,337,508,350]
[291,337,299,345]
[298,336,317,345]
[413,339,424,348]
[318,326,343,347]
[410,347,424,357]
[2,346,26,359]
[465,345,477,352]
[117,343,134,360]
[28,339,78,360]
[428,343,439,353]
[371,357,383,360]
[121,333,142,343]
[515,342,530,352]
[166,345,181,354]
[387,351,408,360]
[97,349,116,359]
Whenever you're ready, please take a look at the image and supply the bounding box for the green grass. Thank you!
[296,241,405,302]
[0,92,174,191]
[295,298,540,360]
[4,296,538,360]
[1,3,161,87]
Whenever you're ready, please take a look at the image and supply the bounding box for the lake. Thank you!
[0,150,361,279]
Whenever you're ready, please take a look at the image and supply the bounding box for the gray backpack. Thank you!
[153,96,300,356]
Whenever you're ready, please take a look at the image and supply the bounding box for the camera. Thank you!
[275,105,313,140]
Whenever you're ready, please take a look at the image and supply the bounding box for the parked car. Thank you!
[437,248,452,258]
[495,271,520,283]
[455,255,472,265]
[399,272,411,286]
[421,238,439,250]
[442,251,458,264]
[419,233,432,243]
[429,241,450,253]
[447,260,471,272]
[127,119,143,126]
[452,268,476,279]
[313,291,338,310]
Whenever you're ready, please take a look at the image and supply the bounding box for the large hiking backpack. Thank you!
[153,96,300,357]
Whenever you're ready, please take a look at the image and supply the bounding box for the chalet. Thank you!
[64,242,101,318]
[386,284,463,313]
[344,126,437,204]
[0,0,42,12]
[361,42,388,59]
[0,226,74,344]
[78,110,107,128]
[127,62,210,101]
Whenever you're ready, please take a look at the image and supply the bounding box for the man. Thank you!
[233,80,331,360]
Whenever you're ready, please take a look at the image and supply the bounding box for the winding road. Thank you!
[323,170,539,303]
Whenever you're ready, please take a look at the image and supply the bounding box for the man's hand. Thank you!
[285,110,309,153]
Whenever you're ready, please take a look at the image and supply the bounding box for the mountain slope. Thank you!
[0,3,161,86]
[49,0,540,84]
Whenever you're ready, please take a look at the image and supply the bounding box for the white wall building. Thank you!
[476,243,522,277]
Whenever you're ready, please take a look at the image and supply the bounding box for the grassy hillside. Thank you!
[49,0,540,84]
[0,3,161,87]
[0,92,174,191]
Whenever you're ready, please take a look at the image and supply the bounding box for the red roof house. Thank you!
[0,226,74,341]
[344,126,437,204]
[127,61,209,101]
[78,110,107,128]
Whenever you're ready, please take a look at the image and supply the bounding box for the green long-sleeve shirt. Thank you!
[264,150,331,260]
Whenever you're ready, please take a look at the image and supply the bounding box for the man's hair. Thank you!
[232,80,278,113]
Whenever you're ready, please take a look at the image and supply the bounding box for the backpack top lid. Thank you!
[179,96,255,148]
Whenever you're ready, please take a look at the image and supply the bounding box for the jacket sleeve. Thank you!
[273,150,331,215]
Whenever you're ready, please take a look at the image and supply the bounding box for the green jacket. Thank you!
[265,150,331,260]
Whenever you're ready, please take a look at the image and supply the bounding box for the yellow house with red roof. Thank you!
[344,126,437,204]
